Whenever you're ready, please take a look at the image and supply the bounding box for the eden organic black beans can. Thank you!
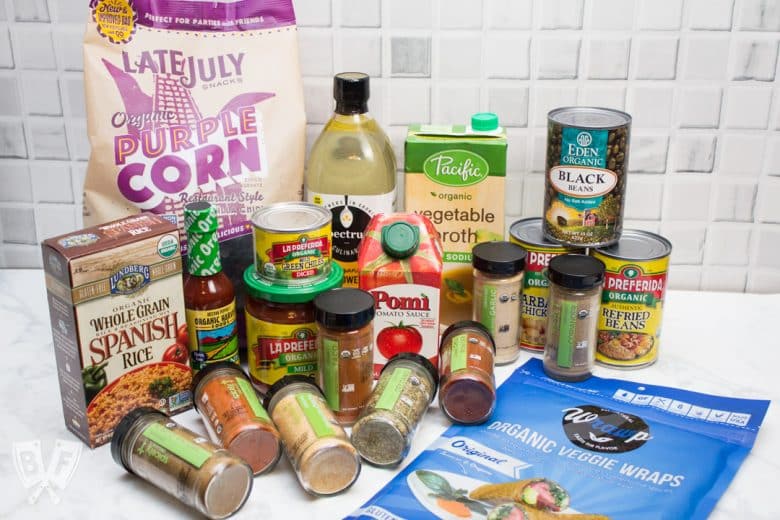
[543,107,631,248]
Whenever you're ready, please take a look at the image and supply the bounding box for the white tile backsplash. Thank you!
[0,0,776,293]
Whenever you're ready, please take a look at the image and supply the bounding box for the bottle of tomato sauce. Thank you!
[183,202,240,371]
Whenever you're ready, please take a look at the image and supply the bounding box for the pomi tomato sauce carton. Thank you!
[358,214,443,378]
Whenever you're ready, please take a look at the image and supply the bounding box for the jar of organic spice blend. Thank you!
[111,408,252,520]
[192,362,282,475]
[472,241,526,364]
[314,288,375,425]
[264,375,361,496]
[543,254,605,382]
[438,321,496,425]
[351,353,438,467]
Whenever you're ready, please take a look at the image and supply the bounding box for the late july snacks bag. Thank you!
[83,0,306,321]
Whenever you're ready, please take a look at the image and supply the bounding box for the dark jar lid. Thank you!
[547,254,605,290]
[263,374,322,411]
[111,406,166,474]
[439,320,496,355]
[191,361,248,402]
[334,72,369,114]
[381,222,420,259]
[314,288,375,330]
[472,241,526,275]
[381,352,439,401]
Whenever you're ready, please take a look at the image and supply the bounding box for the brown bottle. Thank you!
[183,202,240,371]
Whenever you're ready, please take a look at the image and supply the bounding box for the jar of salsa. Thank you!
[243,264,344,393]
[438,321,496,425]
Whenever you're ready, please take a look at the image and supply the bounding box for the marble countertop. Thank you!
[1,269,777,519]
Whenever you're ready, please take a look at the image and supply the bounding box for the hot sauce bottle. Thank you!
[183,202,240,371]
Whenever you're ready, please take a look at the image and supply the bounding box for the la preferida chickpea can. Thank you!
[510,218,582,352]
[591,230,672,368]
[543,107,631,248]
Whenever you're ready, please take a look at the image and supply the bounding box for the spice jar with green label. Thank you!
[543,254,605,382]
[351,352,438,467]
[192,362,282,475]
[111,408,253,520]
[314,288,375,425]
[264,375,361,496]
[438,321,496,425]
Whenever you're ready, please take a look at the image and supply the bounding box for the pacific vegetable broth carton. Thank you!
[404,114,506,329]
[42,214,191,448]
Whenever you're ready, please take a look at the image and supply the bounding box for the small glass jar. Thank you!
[438,321,496,425]
[314,288,375,425]
[264,375,361,496]
[192,362,282,475]
[543,254,605,382]
[111,408,253,520]
[243,264,343,393]
[472,241,526,364]
[351,353,438,467]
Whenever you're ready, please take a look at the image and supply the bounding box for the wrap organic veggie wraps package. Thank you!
[349,359,770,520]
[83,0,306,324]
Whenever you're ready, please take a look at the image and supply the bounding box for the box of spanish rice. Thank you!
[42,214,191,448]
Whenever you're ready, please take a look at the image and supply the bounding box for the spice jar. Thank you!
[192,362,282,475]
[351,353,438,467]
[264,375,361,496]
[111,408,252,520]
[543,254,605,382]
[438,321,496,425]
[314,288,375,425]
[244,264,344,394]
[472,241,526,364]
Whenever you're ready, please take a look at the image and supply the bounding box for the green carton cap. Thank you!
[471,112,499,132]
[381,222,420,259]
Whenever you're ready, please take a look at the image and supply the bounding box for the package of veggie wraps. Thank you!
[348,358,770,520]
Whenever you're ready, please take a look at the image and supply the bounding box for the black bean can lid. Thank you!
[547,254,606,290]
[440,320,497,355]
[111,406,165,474]
[382,352,439,401]
[472,241,526,275]
[191,361,248,399]
[263,375,322,411]
[314,288,375,330]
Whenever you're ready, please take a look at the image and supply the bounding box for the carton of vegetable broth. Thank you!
[404,115,507,329]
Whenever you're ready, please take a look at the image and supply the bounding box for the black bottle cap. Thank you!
[381,352,439,402]
[472,241,526,275]
[334,72,370,114]
[111,407,165,474]
[263,375,322,411]
[191,361,248,402]
[439,320,497,355]
[314,288,375,330]
[547,254,606,290]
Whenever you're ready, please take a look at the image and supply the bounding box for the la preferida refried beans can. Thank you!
[543,107,631,248]
[592,230,672,368]
[510,218,582,352]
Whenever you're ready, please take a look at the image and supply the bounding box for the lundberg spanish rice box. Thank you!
[404,113,507,330]
[42,214,191,448]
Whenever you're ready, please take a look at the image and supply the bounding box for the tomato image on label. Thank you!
[376,322,423,359]
[162,342,188,364]
[176,324,189,347]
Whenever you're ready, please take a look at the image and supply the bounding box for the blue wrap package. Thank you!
[348,359,770,520]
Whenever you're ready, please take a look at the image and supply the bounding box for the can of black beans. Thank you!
[543,107,631,248]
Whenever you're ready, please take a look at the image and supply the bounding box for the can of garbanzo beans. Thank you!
[592,230,672,368]
[252,202,332,285]
[510,218,582,352]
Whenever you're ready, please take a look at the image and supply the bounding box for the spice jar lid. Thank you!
[263,375,322,412]
[440,321,496,355]
[243,262,344,304]
[472,241,526,275]
[191,361,248,399]
[381,222,420,259]
[111,406,164,474]
[382,352,439,401]
[547,253,605,290]
[314,288,375,330]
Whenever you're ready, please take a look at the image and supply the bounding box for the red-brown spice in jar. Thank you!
[192,362,282,475]
[438,321,496,425]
